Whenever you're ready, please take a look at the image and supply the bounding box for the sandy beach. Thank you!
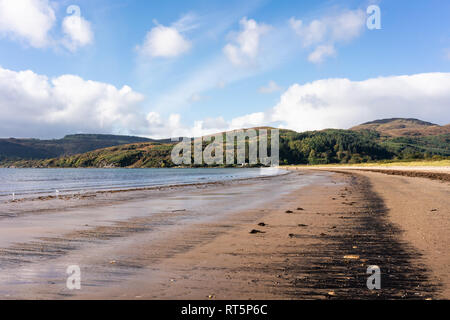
[0,168,448,300]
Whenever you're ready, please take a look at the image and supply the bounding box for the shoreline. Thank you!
[0,170,291,220]
[0,169,447,299]
[287,166,450,182]
[342,168,450,182]
[0,168,290,204]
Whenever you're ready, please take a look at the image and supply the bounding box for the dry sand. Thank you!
[0,168,448,300]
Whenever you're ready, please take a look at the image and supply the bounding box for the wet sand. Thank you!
[0,169,448,299]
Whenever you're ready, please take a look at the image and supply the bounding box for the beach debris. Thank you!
[327,291,336,296]
[298,224,308,227]
[12,193,15,201]
[352,245,358,249]
[172,209,187,212]
[208,294,215,299]
[250,229,265,234]
[109,260,116,264]
[285,210,293,214]
[343,255,360,260]
[258,222,267,227]
[296,207,304,211]
[320,233,327,236]
[330,226,336,229]
[430,209,438,212]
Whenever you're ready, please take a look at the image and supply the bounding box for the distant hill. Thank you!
[0,140,56,159]
[1,118,449,168]
[351,118,450,137]
[351,118,450,158]
[22,142,175,168]
[0,129,402,168]
[0,134,168,161]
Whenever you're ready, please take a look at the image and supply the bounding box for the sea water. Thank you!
[0,167,284,200]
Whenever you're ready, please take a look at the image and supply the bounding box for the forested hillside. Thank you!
[0,134,162,161]
[1,119,448,168]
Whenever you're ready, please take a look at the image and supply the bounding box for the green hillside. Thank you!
[381,134,450,158]
[1,119,449,168]
[0,134,164,161]
[4,142,174,168]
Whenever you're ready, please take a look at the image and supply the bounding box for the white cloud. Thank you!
[143,111,188,138]
[171,13,199,33]
[259,80,282,94]
[3,67,448,140]
[201,117,228,130]
[62,10,94,51]
[0,1,95,51]
[0,66,147,138]
[190,113,267,137]
[146,111,162,126]
[269,73,450,131]
[138,17,192,58]
[330,10,366,42]
[193,117,228,134]
[0,66,208,139]
[230,112,267,129]
[290,9,365,63]
[0,0,56,48]
[289,18,326,47]
[223,17,270,66]
[184,72,450,136]
[0,65,271,139]
[308,45,335,63]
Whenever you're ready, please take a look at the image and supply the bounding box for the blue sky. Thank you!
[0,0,449,138]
